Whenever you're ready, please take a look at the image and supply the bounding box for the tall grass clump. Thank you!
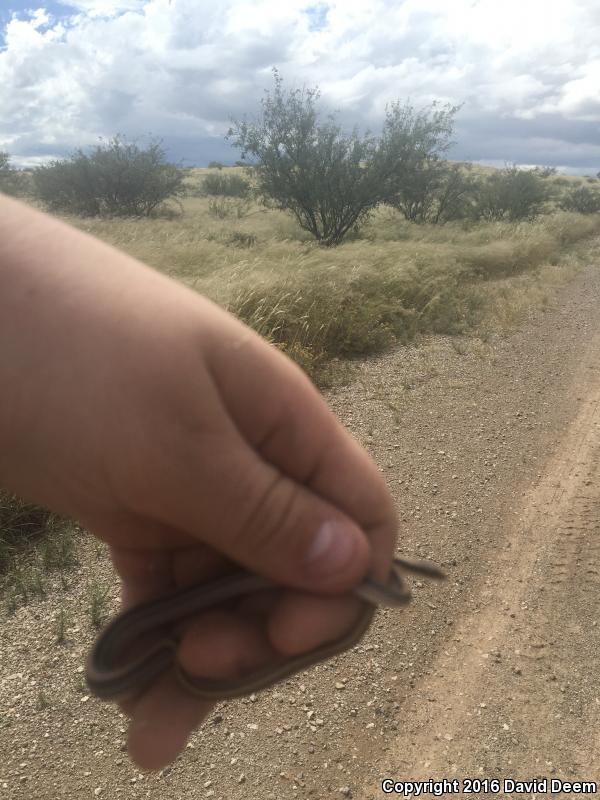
[227,257,478,382]
[0,488,78,609]
[0,490,57,572]
[227,210,600,384]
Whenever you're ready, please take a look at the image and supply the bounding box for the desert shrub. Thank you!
[227,68,459,246]
[33,135,185,217]
[530,166,557,179]
[559,185,600,214]
[0,152,27,196]
[388,162,477,224]
[470,165,552,222]
[200,172,250,197]
[544,211,600,244]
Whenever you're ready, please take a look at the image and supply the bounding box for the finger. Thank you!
[126,671,213,771]
[139,421,374,593]
[176,608,277,679]
[267,591,366,655]
[134,365,395,596]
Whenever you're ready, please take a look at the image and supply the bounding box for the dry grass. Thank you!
[0,488,78,610]
[51,172,600,386]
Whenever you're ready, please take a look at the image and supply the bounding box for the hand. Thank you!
[0,195,398,770]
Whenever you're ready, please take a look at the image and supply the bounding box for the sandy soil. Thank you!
[1,258,600,799]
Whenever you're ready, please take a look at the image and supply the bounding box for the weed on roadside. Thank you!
[88,580,110,629]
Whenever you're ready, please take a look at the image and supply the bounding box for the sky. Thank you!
[1,0,600,174]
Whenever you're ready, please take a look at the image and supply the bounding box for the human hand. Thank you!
[0,195,398,770]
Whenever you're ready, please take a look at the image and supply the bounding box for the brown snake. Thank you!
[85,556,445,702]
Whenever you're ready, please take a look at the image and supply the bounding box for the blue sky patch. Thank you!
[1,3,77,47]
[305,3,329,32]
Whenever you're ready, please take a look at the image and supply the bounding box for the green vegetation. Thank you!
[32,135,185,217]
[51,183,600,389]
[199,171,251,198]
[55,606,71,644]
[469,165,554,221]
[0,488,78,612]
[87,579,110,628]
[227,68,460,246]
[560,184,600,214]
[0,151,27,197]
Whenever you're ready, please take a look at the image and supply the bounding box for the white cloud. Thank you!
[1,0,600,170]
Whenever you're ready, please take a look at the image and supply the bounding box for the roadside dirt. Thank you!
[2,257,600,799]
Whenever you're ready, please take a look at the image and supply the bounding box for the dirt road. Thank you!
[362,303,600,795]
[2,259,600,798]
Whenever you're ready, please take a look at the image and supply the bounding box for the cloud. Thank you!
[1,0,599,172]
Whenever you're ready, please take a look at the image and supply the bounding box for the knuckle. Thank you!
[233,471,302,562]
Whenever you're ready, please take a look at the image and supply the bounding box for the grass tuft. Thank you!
[0,488,79,610]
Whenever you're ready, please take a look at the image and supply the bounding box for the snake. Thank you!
[85,556,445,702]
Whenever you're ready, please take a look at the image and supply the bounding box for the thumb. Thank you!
[153,435,374,594]
[212,447,373,592]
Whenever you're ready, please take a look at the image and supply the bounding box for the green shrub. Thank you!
[33,135,185,217]
[200,172,250,198]
[559,185,600,214]
[208,161,224,169]
[0,152,27,197]
[227,68,459,246]
[388,162,477,224]
[471,165,552,222]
